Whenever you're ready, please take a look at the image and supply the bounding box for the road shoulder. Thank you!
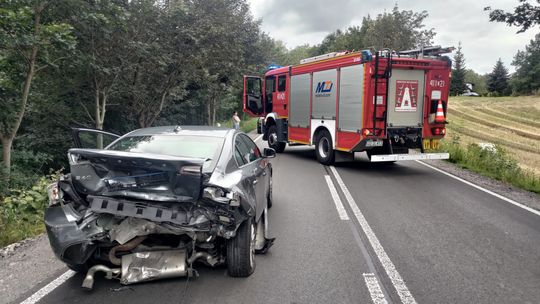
[0,234,66,304]
[422,159,540,212]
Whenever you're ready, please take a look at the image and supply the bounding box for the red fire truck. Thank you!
[243,46,453,165]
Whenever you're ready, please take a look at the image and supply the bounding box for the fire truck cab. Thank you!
[243,46,453,165]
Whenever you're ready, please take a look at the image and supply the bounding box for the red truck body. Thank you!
[243,48,452,164]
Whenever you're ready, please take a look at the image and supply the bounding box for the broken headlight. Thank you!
[203,187,240,206]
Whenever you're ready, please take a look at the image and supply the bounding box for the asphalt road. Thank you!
[14,140,540,304]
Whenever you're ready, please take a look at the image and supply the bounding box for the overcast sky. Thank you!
[247,0,538,74]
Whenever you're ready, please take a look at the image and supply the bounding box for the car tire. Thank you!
[267,176,273,209]
[267,125,286,153]
[227,217,256,277]
[315,130,335,165]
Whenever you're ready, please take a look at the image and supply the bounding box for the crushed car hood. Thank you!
[68,148,205,202]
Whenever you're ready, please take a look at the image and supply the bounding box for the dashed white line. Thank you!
[324,175,350,220]
[329,166,417,304]
[363,273,389,304]
[416,160,540,217]
[20,270,75,304]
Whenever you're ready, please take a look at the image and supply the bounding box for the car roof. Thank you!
[124,126,235,138]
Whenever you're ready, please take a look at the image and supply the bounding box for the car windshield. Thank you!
[107,135,224,170]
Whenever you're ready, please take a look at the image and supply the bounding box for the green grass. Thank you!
[441,137,540,194]
[448,96,540,176]
[220,117,258,133]
[0,174,57,247]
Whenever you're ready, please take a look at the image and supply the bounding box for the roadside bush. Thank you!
[442,140,540,193]
[0,149,53,197]
[0,173,60,247]
[220,117,258,133]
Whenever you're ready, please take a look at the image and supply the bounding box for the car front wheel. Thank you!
[227,217,256,277]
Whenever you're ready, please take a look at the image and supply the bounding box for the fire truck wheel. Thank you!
[315,130,335,165]
[267,125,286,153]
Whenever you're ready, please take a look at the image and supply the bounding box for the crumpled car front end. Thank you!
[44,148,255,289]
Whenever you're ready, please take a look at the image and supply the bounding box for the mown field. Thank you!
[446,96,540,176]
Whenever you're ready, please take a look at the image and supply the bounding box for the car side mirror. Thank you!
[263,148,276,158]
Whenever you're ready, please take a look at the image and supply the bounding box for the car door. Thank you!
[234,134,266,220]
[71,128,120,149]
[238,134,268,219]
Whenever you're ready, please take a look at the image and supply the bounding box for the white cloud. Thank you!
[247,0,538,73]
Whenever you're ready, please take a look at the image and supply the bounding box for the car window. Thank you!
[108,135,224,170]
[234,146,247,166]
[277,75,286,92]
[239,134,261,162]
[235,135,253,166]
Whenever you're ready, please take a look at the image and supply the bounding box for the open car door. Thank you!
[243,76,265,117]
[71,128,121,149]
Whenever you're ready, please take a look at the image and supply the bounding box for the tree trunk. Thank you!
[1,137,13,173]
[94,89,107,149]
[212,97,216,127]
[1,29,39,173]
[207,101,212,126]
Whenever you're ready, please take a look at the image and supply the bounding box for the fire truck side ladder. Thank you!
[371,50,392,136]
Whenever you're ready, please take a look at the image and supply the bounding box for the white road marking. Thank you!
[416,161,540,217]
[324,175,350,220]
[329,166,417,304]
[363,273,389,304]
[254,134,263,142]
[20,270,75,304]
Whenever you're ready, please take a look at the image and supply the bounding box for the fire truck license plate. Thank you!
[366,140,383,147]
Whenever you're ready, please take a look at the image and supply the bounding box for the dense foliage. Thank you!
[511,33,540,94]
[0,0,270,190]
[485,0,540,33]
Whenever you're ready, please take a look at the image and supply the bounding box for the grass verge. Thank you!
[0,174,58,247]
[221,117,258,133]
[441,136,540,194]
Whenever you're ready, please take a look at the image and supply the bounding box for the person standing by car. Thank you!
[232,111,241,130]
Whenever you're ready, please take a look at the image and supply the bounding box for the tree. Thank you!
[362,5,435,51]
[510,33,540,94]
[70,0,132,132]
[485,1,540,33]
[450,43,466,96]
[487,59,510,95]
[311,5,436,56]
[464,69,488,96]
[316,25,367,54]
[0,0,74,173]
[119,1,192,128]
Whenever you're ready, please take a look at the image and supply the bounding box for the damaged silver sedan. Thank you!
[44,126,275,289]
